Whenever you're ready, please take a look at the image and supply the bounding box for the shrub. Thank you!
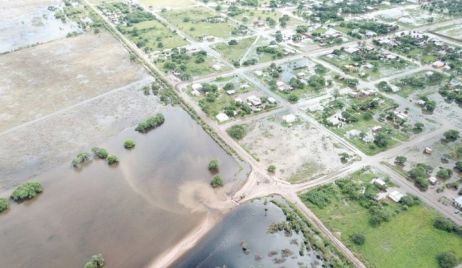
[210,176,224,188]
[10,182,43,202]
[107,155,119,166]
[84,254,105,268]
[0,198,8,213]
[287,94,299,103]
[208,160,219,171]
[92,147,108,159]
[394,156,407,166]
[437,169,453,180]
[437,252,458,268]
[267,165,276,173]
[300,185,335,209]
[227,124,247,140]
[135,113,165,133]
[72,152,91,168]
[443,130,460,142]
[124,139,136,149]
[350,233,365,245]
[433,216,462,236]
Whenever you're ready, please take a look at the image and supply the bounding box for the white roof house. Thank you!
[247,95,262,106]
[267,97,277,104]
[282,114,297,124]
[216,113,230,123]
[454,196,462,209]
[388,190,404,203]
[192,83,203,91]
[372,178,386,187]
[429,176,438,185]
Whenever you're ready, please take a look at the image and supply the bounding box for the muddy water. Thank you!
[174,198,324,268]
[0,1,80,53]
[0,106,249,267]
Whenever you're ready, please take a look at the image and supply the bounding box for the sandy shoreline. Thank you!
[147,213,221,268]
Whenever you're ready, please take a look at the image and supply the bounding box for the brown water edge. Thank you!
[0,105,249,268]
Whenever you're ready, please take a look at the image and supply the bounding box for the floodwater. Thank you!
[0,1,80,53]
[174,198,325,268]
[0,106,249,267]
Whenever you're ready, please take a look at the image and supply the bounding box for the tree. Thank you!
[227,125,247,140]
[443,130,460,142]
[267,165,276,173]
[92,147,108,159]
[350,233,365,245]
[394,156,407,166]
[10,182,43,202]
[455,161,462,172]
[84,254,105,268]
[135,113,165,133]
[0,198,8,213]
[437,168,453,180]
[124,139,136,149]
[208,160,219,172]
[413,122,424,133]
[107,155,119,166]
[374,132,389,148]
[72,152,91,168]
[210,176,224,188]
[275,31,283,42]
[437,252,458,268]
[288,94,299,103]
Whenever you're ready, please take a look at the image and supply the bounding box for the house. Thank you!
[372,126,382,133]
[372,178,386,188]
[247,95,262,106]
[226,90,236,95]
[192,83,203,91]
[254,70,263,77]
[429,176,438,185]
[267,97,277,104]
[388,190,404,203]
[241,83,250,89]
[282,114,297,124]
[432,60,445,68]
[235,97,243,104]
[212,64,223,71]
[191,89,201,96]
[424,147,433,154]
[216,113,229,123]
[454,196,462,210]
[344,46,359,54]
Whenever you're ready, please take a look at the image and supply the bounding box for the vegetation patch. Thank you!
[11,182,43,202]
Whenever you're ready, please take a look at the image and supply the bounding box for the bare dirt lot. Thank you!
[238,112,355,183]
[0,32,149,132]
[0,83,160,190]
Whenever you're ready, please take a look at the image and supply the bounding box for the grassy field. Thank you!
[118,20,187,52]
[214,37,257,64]
[162,7,237,40]
[139,0,195,9]
[301,171,462,268]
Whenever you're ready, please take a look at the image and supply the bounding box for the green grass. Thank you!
[302,180,462,268]
[214,37,257,63]
[163,7,237,40]
[119,20,187,51]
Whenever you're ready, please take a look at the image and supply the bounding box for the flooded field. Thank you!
[0,0,79,53]
[0,106,249,268]
[174,198,323,268]
[0,32,148,132]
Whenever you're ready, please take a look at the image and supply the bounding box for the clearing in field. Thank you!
[213,36,258,66]
[0,32,149,132]
[118,19,187,52]
[233,113,355,183]
[139,0,195,10]
[161,7,240,40]
[300,168,462,268]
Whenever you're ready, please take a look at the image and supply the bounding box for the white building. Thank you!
[282,114,297,124]
[216,113,230,123]
[388,190,404,203]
